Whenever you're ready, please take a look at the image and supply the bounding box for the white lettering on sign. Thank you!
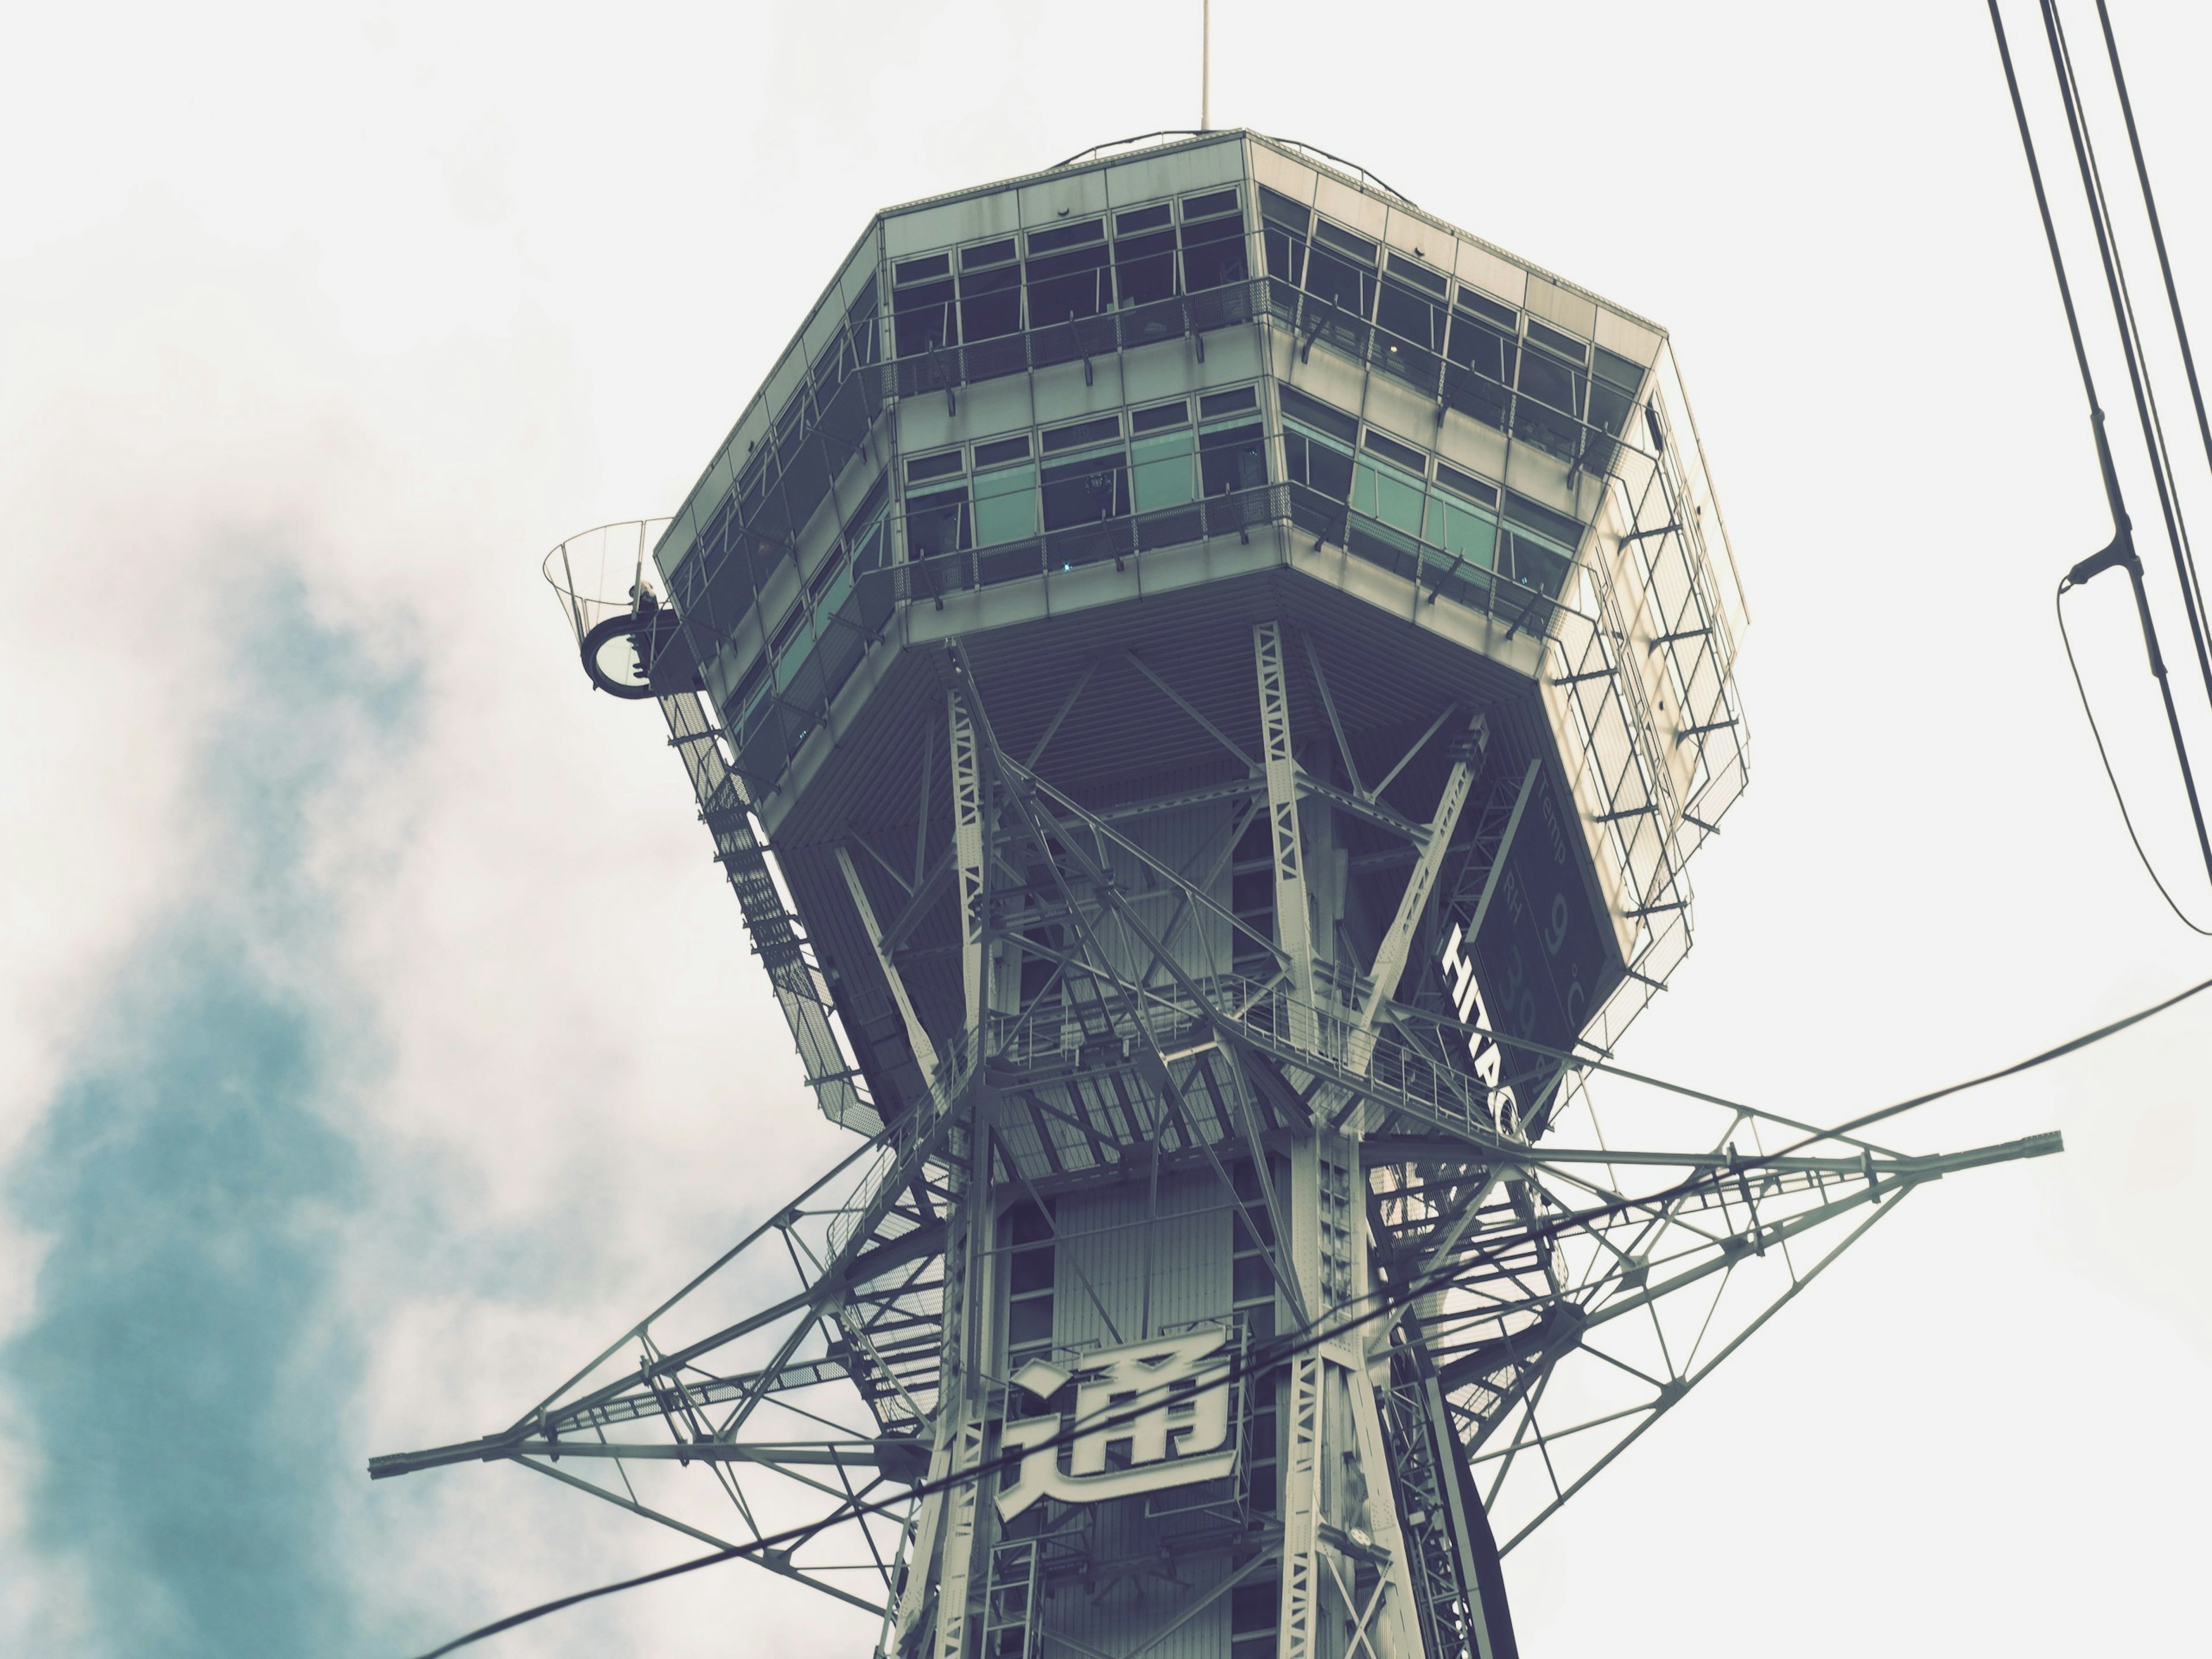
[1440,922,1520,1137]
[994,1328,1237,1520]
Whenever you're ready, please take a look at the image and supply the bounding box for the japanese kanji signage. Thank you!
[995,1328,1238,1520]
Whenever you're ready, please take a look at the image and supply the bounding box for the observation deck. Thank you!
[619,128,1749,1138]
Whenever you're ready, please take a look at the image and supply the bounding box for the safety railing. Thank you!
[986,973,1533,1152]
[1272,283,1636,475]
[874,478,1576,648]
[888,279,1266,400]
[877,483,1286,605]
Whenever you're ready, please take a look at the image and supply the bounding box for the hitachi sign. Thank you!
[1440,921,1520,1137]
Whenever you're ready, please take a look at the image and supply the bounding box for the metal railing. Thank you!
[1271,281,1635,474]
[874,479,1577,649]
[885,274,1634,483]
[986,972,1532,1152]
[888,280,1264,400]
[878,483,1286,605]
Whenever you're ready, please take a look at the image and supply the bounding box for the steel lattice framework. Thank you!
[375,647,2055,1655]
[378,131,2060,1659]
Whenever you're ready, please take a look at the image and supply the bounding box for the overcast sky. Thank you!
[4,2,2210,1654]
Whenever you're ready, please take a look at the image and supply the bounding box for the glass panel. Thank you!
[1180,215,1248,292]
[1027,218,1105,254]
[1503,530,1571,597]
[772,617,816,692]
[1377,279,1445,350]
[813,556,854,615]
[1526,318,1587,360]
[1116,202,1172,234]
[1278,385,1357,442]
[1043,415,1121,453]
[1130,430,1195,512]
[1313,219,1378,262]
[1455,288,1517,328]
[1446,310,1515,382]
[1199,419,1267,496]
[1361,429,1427,472]
[1430,497,1497,565]
[1283,421,1355,498]
[1027,244,1111,323]
[1593,346,1643,391]
[1040,445,1128,529]
[1258,185,1308,228]
[906,449,964,484]
[892,279,956,355]
[1588,381,1633,437]
[974,434,1032,467]
[1114,228,1179,307]
[1354,456,1426,534]
[1303,245,1376,318]
[1503,491,1582,544]
[959,263,1022,340]
[907,487,970,556]
[1513,350,1586,456]
[1434,461,1497,506]
[1008,1298,1054,1344]
[972,463,1037,546]
[1386,253,1449,296]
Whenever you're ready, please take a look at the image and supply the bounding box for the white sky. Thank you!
[3,2,2210,1654]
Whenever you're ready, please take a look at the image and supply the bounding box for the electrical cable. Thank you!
[2040,0,2212,702]
[2095,0,2212,556]
[1989,0,2212,899]
[404,962,2212,1657]
[2055,584,2212,933]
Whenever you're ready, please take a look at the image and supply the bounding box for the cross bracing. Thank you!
[464,132,2045,1659]
[376,633,2054,1654]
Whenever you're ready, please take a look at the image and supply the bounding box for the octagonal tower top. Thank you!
[632,130,1749,1134]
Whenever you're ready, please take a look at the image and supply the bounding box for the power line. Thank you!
[2094,0,2212,545]
[2056,584,2212,933]
[2043,0,2212,701]
[404,964,2212,1658]
[1988,0,2212,903]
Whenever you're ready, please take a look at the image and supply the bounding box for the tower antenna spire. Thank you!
[1200,0,1211,129]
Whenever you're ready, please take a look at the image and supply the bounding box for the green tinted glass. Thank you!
[1433,498,1497,566]
[1130,429,1195,512]
[972,463,1037,546]
[1355,457,1425,534]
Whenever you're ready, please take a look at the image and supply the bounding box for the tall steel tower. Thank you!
[376,132,2058,1657]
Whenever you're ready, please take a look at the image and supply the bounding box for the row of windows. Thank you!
[713,383,1589,791]
[1258,186,1645,464]
[901,387,1268,559]
[680,172,1650,609]
[885,376,1581,601]
[722,490,894,786]
[674,278,885,618]
[736,284,882,540]
[1275,385,1580,597]
[890,186,1249,358]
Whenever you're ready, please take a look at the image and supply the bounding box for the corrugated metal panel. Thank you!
[1039,1171,1239,1659]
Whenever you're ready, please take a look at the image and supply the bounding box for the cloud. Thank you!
[1,574,418,1657]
